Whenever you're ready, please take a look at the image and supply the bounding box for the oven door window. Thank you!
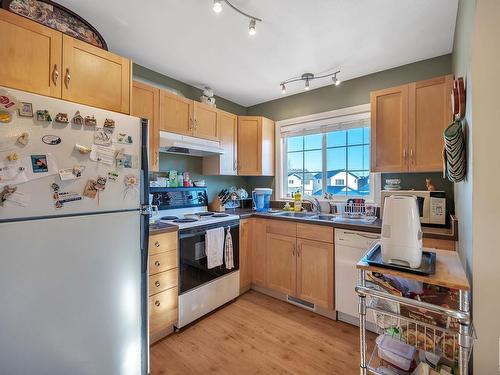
[179,225,239,294]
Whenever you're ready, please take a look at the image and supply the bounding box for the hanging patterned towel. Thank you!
[224,227,234,270]
[443,119,466,182]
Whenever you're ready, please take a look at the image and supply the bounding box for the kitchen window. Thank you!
[276,104,380,202]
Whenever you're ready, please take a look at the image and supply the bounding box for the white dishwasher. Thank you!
[335,228,379,329]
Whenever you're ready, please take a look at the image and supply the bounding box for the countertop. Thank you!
[231,208,458,241]
[149,221,178,234]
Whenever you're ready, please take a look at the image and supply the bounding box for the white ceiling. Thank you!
[57,0,458,107]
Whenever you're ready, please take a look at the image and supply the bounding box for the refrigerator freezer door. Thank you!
[0,211,143,375]
[0,87,142,220]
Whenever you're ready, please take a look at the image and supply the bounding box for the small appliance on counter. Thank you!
[381,190,446,226]
[380,195,423,269]
[252,188,272,212]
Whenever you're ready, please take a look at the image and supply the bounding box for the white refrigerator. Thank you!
[0,87,149,375]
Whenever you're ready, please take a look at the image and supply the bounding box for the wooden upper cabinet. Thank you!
[193,101,219,141]
[0,9,62,97]
[61,35,131,113]
[203,110,238,175]
[408,75,453,172]
[132,81,160,171]
[296,238,334,309]
[266,233,297,296]
[237,116,275,176]
[251,219,267,287]
[159,90,193,136]
[370,84,409,172]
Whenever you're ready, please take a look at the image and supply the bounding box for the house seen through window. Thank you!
[285,127,370,198]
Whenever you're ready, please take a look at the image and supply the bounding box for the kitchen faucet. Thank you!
[303,196,322,214]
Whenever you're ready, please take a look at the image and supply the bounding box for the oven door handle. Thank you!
[179,224,240,240]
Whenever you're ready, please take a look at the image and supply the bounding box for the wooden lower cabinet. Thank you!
[423,237,456,251]
[296,238,334,309]
[266,233,297,295]
[148,231,179,342]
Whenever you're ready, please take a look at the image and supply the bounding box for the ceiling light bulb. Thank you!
[281,84,286,94]
[248,19,256,35]
[332,74,341,86]
[304,79,310,90]
[213,0,222,13]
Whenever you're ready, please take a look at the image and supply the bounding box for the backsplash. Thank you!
[381,172,455,215]
[153,153,273,202]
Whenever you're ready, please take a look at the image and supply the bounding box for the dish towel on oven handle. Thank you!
[224,227,234,270]
[206,227,224,269]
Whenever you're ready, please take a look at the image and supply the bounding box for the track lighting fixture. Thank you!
[248,19,256,36]
[280,70,341,93]
[211,0,262,36]
[213,0,222,13]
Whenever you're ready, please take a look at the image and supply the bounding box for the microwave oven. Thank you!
[380,190,446,226]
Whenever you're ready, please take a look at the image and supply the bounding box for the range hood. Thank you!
[159,131,224,156]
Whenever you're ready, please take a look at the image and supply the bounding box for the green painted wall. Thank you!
[133,63,247,115]
[247,55,452,121]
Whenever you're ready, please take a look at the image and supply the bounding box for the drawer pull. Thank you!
[155,241,160,247]
[154,261,160,267]
[155,300,160,307]
[155,281,161,287]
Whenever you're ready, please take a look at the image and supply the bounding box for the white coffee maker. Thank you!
[380,195,423,269]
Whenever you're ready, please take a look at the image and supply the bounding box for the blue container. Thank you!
[252,188,272,212]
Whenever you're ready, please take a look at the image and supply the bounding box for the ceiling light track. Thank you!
[280,70,341,93]
[213,0,262,35]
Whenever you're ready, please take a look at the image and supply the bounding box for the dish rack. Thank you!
[356,270,474,375]
[329,201,378,222]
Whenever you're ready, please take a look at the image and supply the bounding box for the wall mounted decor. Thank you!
[1,0,107,49]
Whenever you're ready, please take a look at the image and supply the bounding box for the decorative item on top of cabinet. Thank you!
[0,8,62,98]
[61,35,131,114]
[237,116,275,176]
[203,110,238,175]
[370,75,453,173]
[2,0,107,49]
[132,81,160,171]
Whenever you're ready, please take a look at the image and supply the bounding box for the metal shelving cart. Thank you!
[355,246,473,375]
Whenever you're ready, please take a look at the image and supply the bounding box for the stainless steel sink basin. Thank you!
[272,211,317,218]
[311,214,336,221]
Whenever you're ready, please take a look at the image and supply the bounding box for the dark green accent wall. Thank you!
[247,55,452,121]
[133,63,247,115]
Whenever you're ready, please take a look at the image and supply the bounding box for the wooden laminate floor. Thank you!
[151,290,375,375]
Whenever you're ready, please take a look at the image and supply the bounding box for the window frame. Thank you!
[275,104,381,203]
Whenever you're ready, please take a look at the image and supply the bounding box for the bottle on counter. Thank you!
[294,190,302,212]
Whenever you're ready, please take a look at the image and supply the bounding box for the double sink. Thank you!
[270,211,377,224]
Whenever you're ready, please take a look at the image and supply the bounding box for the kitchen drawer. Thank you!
[297,223,333,243]
[266,219,297,237]
[149,286,178,333]
[149,268,178,296]
[149,250,177,275]
[149,231,177,256]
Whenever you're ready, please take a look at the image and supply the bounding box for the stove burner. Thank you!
[160,216,179,221]
[173,218,199,223]
[196,212,214,217]
[212,213,229,217]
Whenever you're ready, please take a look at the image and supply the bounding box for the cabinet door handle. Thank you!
[64,68,71,89]
[189,118,193,130]
[402,149,407,159]
[155,153,159,166]
[292,245,296,256]
[194,119,198,130]
[155,241,160,247]
[155,300,160,307]
[155,281,161,288]
[410,148,414,160]
[52,64,59,85]
[154,261,160,267]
